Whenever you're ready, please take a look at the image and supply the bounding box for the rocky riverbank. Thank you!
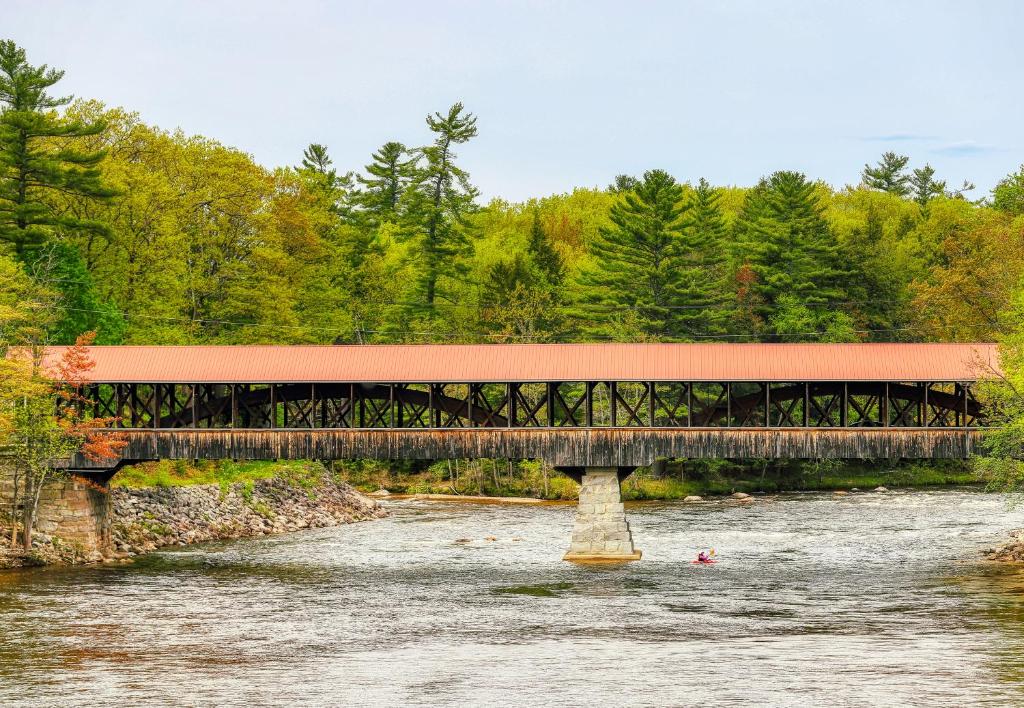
[986,530,1024,563]
[1,469,387,569]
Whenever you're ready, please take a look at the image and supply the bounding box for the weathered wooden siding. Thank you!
[69,428,979,469]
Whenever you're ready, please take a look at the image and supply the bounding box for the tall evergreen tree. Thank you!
[301,143,333,175]
[862,152,911,196]
[733,171,851,337]
[356,141,414,222]
[481,253,534,306]
[527,209,565,286]
[297,142,356,225]
[0,40,114,256]
[402,102,479,307]
[910,164,946,207]
[677,178,730,335]
[576,169,691,339]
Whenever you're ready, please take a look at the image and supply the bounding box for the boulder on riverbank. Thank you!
[987,531,1024,563]
[0,531,102,569]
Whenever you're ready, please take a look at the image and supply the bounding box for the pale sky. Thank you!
[7,0,1023,201]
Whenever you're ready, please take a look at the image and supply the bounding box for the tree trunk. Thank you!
[9,468,20,548]
[21,486,33,551]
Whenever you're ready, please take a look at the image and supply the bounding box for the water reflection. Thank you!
[0,489,1022,706]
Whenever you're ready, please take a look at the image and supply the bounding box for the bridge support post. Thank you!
[563,467,641,563]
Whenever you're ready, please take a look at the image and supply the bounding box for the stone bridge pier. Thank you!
[560,467,641,562]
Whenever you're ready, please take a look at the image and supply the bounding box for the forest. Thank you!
[2,38,1024,501]
[0,41,1022,350]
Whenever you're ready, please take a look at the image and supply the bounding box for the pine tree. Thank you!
[733,171,850,337]
[862,152,911,196]
[910,164,946,207]
[527,209,564,286]
[301,143,333,175]
[356,141,414,223]
[576,169,691,339]
[0,41,115,256]
[481,253,534,306]
[297,142,356,224]
[402,102,479,307]
[677,178,730,335]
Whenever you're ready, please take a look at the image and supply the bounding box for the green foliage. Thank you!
[677,178,731,335]
[733,171,853,339]
[112,459,314,489]
[910,164,945,207]
[26,240,125,344]
[992,165,1024,215]
[975,284,1024,495]
[0,38,1020,361]
[0,40,115,256]
[862,152,911,196]
[575,169,693,339]
[301,143,333,175]
[400,102,479,309]
[527,209,565,286]
[355,141,414,223]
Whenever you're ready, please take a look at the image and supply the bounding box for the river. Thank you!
[1,488,1023,706]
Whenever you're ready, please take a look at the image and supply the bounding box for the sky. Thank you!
[6,0,1023,201]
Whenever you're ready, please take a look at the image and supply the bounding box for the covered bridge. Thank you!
[57,342,998,469]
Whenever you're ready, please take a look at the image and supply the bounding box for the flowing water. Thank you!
[1,488,1023,707]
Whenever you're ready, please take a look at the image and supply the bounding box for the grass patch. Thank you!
[114,457,979,500]
[112,459,322,490]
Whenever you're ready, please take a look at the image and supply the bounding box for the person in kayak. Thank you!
[697,551,711,563]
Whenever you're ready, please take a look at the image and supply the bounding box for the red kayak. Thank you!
[691,559,717,565]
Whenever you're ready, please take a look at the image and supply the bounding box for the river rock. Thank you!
[833,490,850,496]
[874,486,889,492]
[107,466,387,559]
[731,492,750,499]
[367,489,391,497]
[987,530,1024,562]
[683,495,703,502]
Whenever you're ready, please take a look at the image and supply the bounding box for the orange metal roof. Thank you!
[40,343,1000,384]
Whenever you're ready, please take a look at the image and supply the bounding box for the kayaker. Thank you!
[697,551,711,563]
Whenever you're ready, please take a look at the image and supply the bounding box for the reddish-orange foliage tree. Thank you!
[5,332,126,550]
[912,213,1024,341]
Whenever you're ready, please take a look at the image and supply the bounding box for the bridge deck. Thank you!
[69,427,979,469]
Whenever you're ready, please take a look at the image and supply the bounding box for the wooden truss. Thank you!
[86,380,985,430]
